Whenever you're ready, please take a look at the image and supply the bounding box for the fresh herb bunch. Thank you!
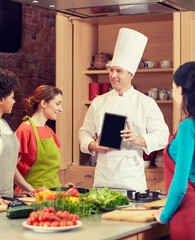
[32,187,130,217]
[33,196,101,217]
[80,188,130,209]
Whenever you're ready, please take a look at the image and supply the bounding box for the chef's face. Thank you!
[0,91,15,114]
[172,81,182,109]
[43,94,63,120]
[109,66,133,95]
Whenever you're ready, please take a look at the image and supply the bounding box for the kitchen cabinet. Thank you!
[145,168,165,192]
[56,11,195,187]
[62,165,165,192]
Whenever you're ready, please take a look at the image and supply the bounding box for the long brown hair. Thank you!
[25,85,62,115]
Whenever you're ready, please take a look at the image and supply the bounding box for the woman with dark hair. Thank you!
[153,62,195,240]
[0,68,32,205]
[14,85,64,191]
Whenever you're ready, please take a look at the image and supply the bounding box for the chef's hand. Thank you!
[14,191,35,198]
[152,207,166,224]
[121,120,136,142]
[0,198,6,205]
[121,120,146,147]
[88,135,112,154]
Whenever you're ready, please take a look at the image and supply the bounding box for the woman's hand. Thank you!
[0,198,6,205]
[14,191,35,198]
[88,135,112,154]
[152,207,165,224]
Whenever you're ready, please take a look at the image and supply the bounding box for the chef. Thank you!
[78,28,169,192]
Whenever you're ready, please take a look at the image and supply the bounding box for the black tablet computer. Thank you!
[99,112,127,150]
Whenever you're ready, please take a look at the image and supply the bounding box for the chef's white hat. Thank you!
[111,28,148,75]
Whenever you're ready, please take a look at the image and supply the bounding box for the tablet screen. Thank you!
[99,113,127,150]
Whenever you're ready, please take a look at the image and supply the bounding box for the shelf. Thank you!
[84,68,173,75]
[84,99,173,106]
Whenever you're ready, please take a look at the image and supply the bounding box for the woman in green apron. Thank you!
[0,68,33,205]
[14,85,65,191]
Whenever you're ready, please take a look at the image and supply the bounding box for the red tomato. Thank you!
[50,194,57,201]
[65,188,79,197]
[69,213,80,221]
[60,220,67,227]
[27,216,38,225]
[33,222,39,226]
[55,210,63,218]
[38,214,47,222]
[39,222,45,227]
[51,215,59,222]
[72,220,78,225]
[66,221,74,226]
[41,208,49,213]
[48,207,55,214]
[61,211,70,220]
[43,221,51,227]
[29,212,38,218]
[51,221,60,227]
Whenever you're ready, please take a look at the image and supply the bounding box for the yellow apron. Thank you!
[24,116,61,189]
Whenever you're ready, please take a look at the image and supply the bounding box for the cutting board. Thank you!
[0,205,8,212]
[143,198,167,209]
[102,209,155,222]
[18,197,35,203]
[0,200,11,212]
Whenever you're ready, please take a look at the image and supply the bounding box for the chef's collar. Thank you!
[112,86,135,97]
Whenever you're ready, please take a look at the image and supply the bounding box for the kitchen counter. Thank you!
[0,204,169,240]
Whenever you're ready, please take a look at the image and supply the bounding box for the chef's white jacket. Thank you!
[78,86,169,192]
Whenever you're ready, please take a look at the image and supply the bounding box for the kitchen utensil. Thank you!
[159,89,168,100]
[145,61,155,68]
[167,89,173,99]
[102,209,155,222]
[143,198,167,209]
[22,220,83,232]
[73,181,83,188]
[148,88,158,100]
[18,197,35,203]
[160,60,172,68]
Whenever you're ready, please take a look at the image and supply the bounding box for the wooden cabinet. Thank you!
[145,168,165,192]
[56,11,195,187]
[60,166,165,192]
[64,166,95,188]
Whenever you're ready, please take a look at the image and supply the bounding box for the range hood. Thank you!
[11,0,195,18]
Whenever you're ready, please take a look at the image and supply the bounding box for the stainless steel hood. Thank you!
[11,0,195,18]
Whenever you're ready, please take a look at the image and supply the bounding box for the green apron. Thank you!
[24,116,61,189]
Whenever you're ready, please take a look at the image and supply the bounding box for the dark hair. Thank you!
[173,61,195,118]
[25,85,62,115]
[0,68,19,100]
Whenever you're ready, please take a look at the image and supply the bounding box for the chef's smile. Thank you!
[109,66,134,95]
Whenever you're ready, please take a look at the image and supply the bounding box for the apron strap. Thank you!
[23,116,40,141]
[23,116,53,141]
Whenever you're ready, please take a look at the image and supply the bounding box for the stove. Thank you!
[127,190,164,203]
